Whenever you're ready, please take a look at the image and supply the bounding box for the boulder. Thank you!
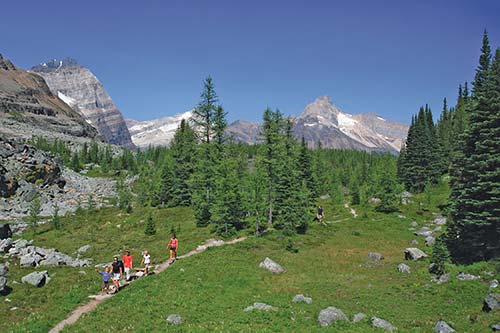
[456,272,480,281]
[0,276,6,292]
[490,280,499,291]
[77,245,91,253]
[352,313,367,323]
[21,271,49,287]
[0,263,8,276]
[397,263,411,274]
[0,238,12,253]
[491,324,500,331]
[369,197,381,204]
[14,239,29,250]
[166,314,182,325]
[434,320,455,333]
[259,257,285,274]
[318,307,348,327]
[0,224,12,239]
[483,293,500,312]
[20,254,43,267]
[404,248,428,261]
[244,302,278,312]
[425,236,436,247]
[432,214,447,225]
[292,294,312,304]
[410,221,418,227]
[432,273,450,285]
[371,317,396,331]
[410,240,419,245]
[401,191,413,205]
[414,228,434,237]
[368,252,384,261]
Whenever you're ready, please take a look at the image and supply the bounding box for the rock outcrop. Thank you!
[0,54,99,142]
[31,58,134,148]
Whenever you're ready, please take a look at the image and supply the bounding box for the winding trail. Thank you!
[49,237,247,333]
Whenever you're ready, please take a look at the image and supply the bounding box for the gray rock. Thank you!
[398,214,406,219]
[371,317,396,331]
[77,245,91,253]
[456,272,480,281]
[410,240,419,245]
[491,324,500,331]
[292,294,312,304]
[19,254,43,267]
[425,236,436,247]
[318,307,348,327]
[259,257,285,274]
[352,313,366,323]
[0,276,6,292]
[368,252,384,261]
[432,273,451,284]
[483,293,500,312]
[401,191,413,205]
[434,320,455,333]
[369,197,381,204]
[490,280,499,290]
[78,270,86,275]
[14,239,29,250]
[0,263,8,276]
[410,221,418,227]
[21,271,49,287]
[404,248,428,261]
[166,314,182,325]
[244,302,278,312]
[414,228,434,237]
[0,238,13,253]
[397,263,411,274]
[432,214,447,225]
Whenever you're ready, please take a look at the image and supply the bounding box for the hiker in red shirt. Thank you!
[122,250,133,281]
[169,233,178,264]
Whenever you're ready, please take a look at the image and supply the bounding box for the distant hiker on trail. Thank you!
[95,266,112,293]
[317,206,325,222]
[168,233,178,263]
[122,251,133,281]
[140,250,151,275]
[111,256,124,290]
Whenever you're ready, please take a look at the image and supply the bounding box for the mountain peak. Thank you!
[299,95,342,122]
[0,54,16,71]
[31,58,80,72]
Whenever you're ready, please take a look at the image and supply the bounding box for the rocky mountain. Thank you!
[125,110,193,148]
[293,96,407,153]
[0,54,98,142]
[126,96,408,153]
[31,58,134,149]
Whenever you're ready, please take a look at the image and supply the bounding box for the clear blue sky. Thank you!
[1,0,499,124]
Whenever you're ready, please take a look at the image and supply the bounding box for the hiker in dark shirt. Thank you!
[317,206,325,222]
[111,256,123,290]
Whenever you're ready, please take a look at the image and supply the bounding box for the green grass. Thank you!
[1,182,499,332]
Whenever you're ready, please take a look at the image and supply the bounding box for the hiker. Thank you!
[317,206,325,222]
[111,256,123,290]
[122,250,133,281]
[140,250,151,275]
[95,266,112,293]
[168,233,178,263]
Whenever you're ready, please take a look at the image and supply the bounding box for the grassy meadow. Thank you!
[1,182,499,332]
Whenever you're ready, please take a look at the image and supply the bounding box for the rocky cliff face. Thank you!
[31,59,134,149]
[0,54,99,142]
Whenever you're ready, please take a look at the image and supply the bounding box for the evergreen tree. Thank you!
[431,236,450,276]
[375,168,400,213]
[213,105,228,149]
[51,203,62,230]
[29,194,41,233]
[191,76,218,144]
[144,211,156,236]
[191,144,215,227]
[446,33,500,264]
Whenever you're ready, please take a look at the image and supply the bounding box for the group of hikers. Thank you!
[95,233,178,293]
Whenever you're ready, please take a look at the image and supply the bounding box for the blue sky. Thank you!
[1,0,499,123]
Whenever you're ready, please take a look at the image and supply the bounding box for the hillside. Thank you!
[1,182,498,332]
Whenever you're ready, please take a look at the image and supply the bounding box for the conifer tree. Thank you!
[29,194,41,233]
[191,76,218,144]
[446,33,500,263]
[51,203,62,230]
[144,212,156,236]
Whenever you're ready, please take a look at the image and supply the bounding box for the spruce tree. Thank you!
[446,33,500,263]
[191,76,218,144]
[29,194,41,233]
[51,203,62,230]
